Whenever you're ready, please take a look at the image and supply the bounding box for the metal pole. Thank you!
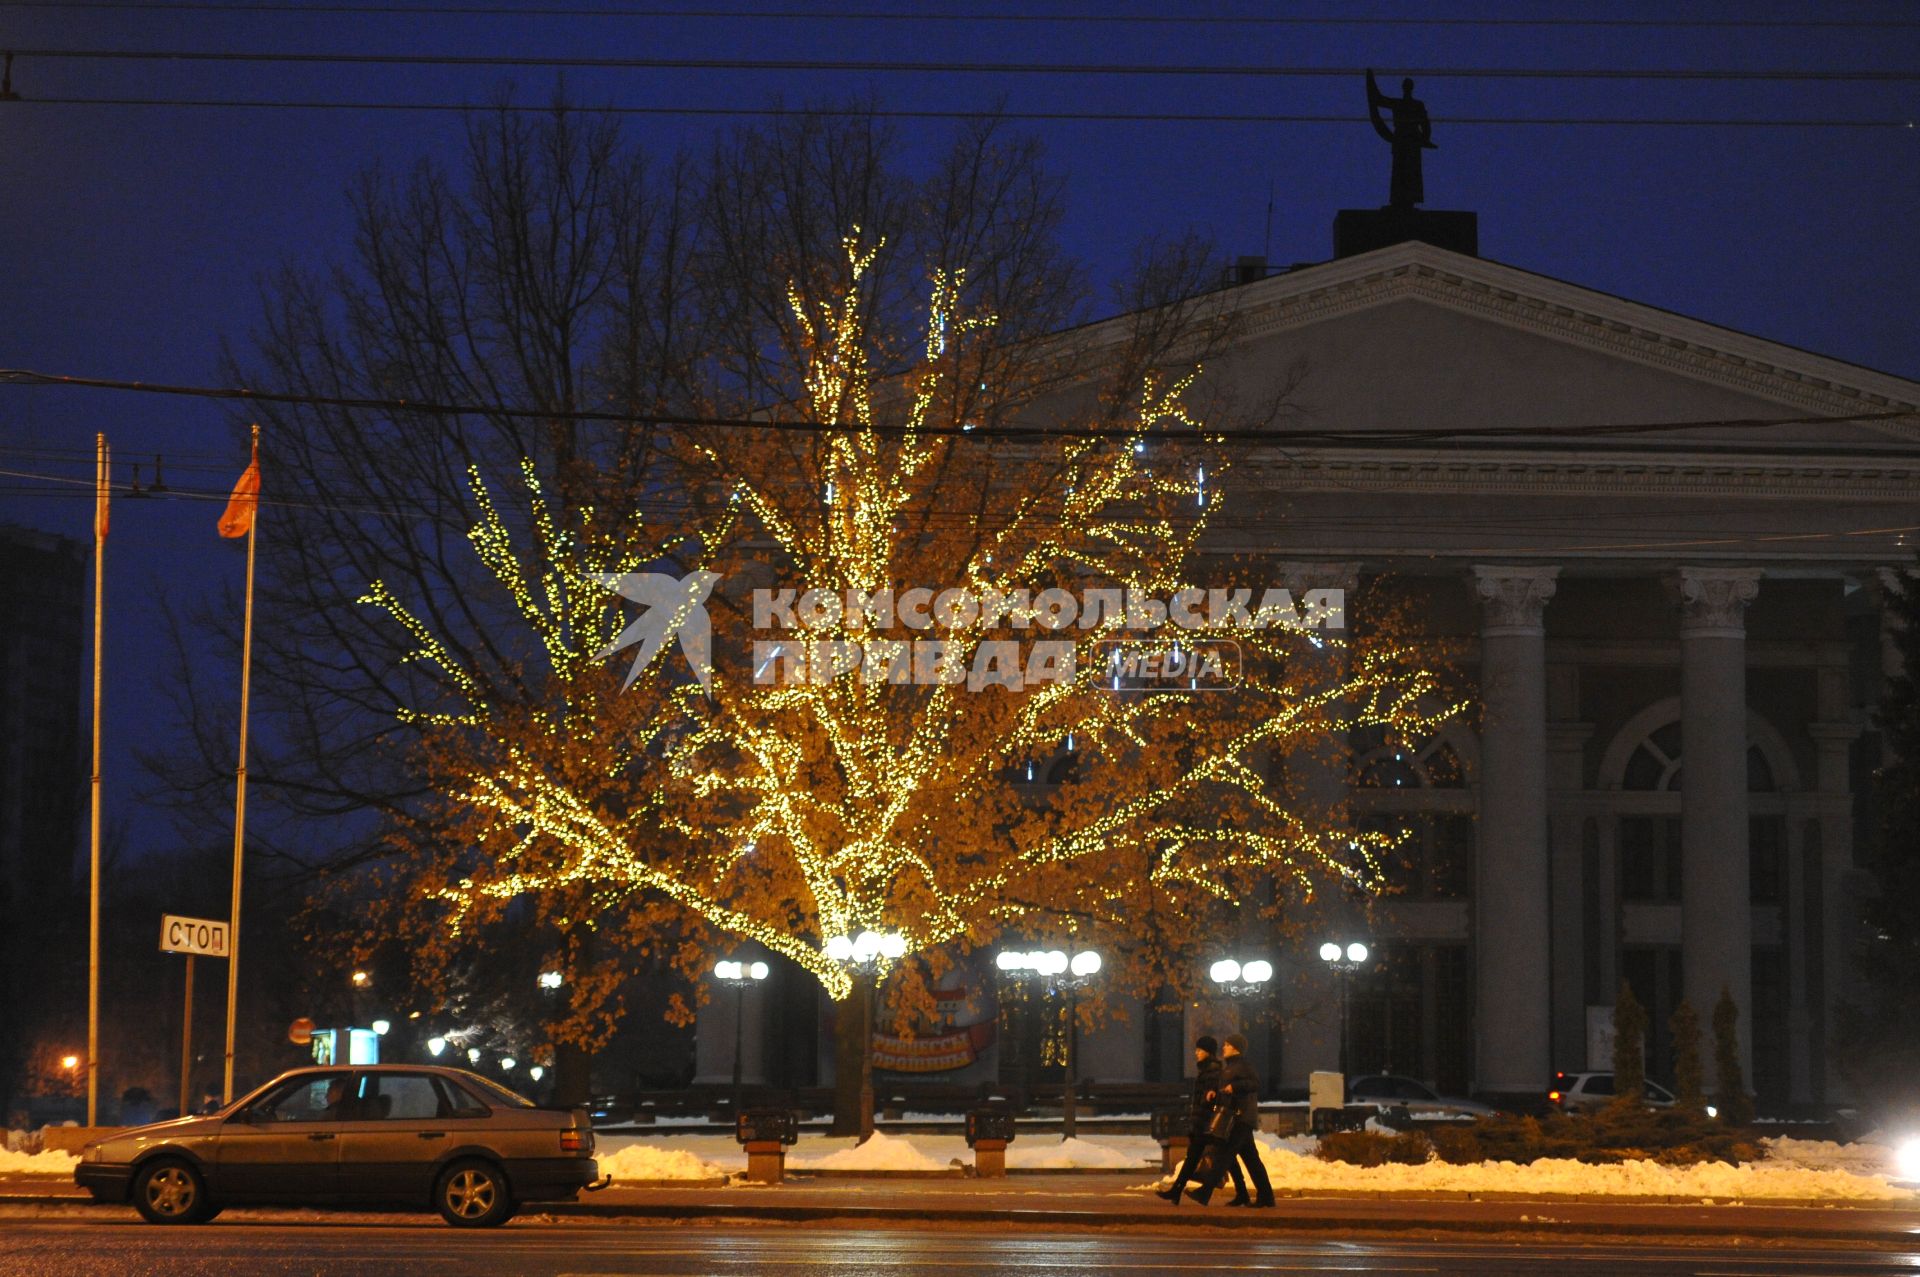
[1338,967,1350,1078]
[222,425,259,1103]
[1062,983,1077,1141]
[86,433,107,1128]
[178,955,194,1119]
[730,982,745,1113]
[858,970,875,1141]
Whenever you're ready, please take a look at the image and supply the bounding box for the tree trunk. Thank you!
[828,972,871,1137]
[551,1039,593,1107]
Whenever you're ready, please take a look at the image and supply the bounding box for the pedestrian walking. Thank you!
[1156,1035,1245,1206]
[1189,1032,1275,1207]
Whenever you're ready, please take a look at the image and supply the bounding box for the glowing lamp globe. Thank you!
[879,933,907,960]
[748,961,770,981]
[825,935,853,961]
[426,1037,447,1057]
[1318,942,1341,963]
[1069,950,1102,978]
[1210,959,1242,984]
[1242,960,1274,985]
[1345,942,1370,964]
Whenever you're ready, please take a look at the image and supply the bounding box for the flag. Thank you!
[218,441,260,539]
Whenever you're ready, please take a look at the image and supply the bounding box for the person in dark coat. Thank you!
[1156,1035,1245,1206]
[1191,1032,1275,1207]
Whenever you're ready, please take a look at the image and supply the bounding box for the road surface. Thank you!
[4,1219,1920,1275]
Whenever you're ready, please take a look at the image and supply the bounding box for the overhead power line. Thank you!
[7,98,1911,129]
[4,368,1915,448]
[14,48,1920,81]
[4,3,1918,28]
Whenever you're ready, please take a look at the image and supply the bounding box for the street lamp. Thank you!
[1208,957,1274,999]
[713,957,771,1113]
[60,1053,80,1072]
[500,1057,516,1071]
[537,971,564,990]
[996,948,1102,1140]
[825,929,907,1140]
[1318,941,1370,1076]
[426,1037,447,1058]
[350,971,371,989]
[370,1019,391,1037]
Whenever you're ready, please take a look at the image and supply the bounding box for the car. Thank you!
[1548,1070,1677,1113]
[74,1064,602,1227]
[1346,1074,1494,1120]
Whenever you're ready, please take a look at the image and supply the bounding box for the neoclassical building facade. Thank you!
[691,235,1917,1109]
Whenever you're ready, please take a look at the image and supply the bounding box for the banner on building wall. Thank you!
[872,1019,997,1073]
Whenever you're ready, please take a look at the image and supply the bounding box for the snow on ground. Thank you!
[1761,1137,1898,1178]
[1005,1136,1156,1171]
[577,1130,1920,1201]
[0,1147,78,1176]
[1144,1143,1914,1202]
[787,1130,952,1172]
[595,1143,730,1182]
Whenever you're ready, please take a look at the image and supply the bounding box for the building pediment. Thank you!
[1185,241,1920,453]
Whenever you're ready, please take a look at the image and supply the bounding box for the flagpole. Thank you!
[222,424,259,1104]
[87,434,107,1128]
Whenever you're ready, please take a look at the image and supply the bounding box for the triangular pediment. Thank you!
[1185,241,1920,452]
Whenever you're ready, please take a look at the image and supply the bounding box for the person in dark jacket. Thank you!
[1156,1035,1245,1206]
[1191,1032,1275,1207]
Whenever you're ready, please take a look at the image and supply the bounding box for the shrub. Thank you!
[1425,1124,1484,1165]
[1612,980,1648,1107]
[1669,999,1705,1110]
[1713,986,1756,1126]
[1313,1130,1432,1167]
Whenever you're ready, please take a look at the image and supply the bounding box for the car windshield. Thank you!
[457,1071,536,1109]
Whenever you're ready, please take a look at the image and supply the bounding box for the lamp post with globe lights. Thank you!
[995,948,1102,1139]
[713,958,771,1113]
[824,929,906,1140]
[1318,941,1371,1076]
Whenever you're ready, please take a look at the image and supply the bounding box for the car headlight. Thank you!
[82,1144,103,1163]
[1896,1137,1920,1182]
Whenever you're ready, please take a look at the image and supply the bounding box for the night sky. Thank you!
[0,1,1915,861]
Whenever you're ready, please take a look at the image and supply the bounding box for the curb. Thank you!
[531,1198,1920,1241]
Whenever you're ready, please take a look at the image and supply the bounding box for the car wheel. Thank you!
[435,1159,513,1228]
[131,1159,214,1225]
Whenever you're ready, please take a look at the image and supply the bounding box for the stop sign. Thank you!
[288,1017,315,1046]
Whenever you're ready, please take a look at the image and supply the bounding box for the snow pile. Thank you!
[1237,1145,1913,1202]
[596,1143,730,1182]
[788,1130,952,1172]
[1007,1136,1155,1170]
[1761,1137,1896,1178]
[0,1147,78,1176]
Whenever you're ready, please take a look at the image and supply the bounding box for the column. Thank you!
[1808,658,1860,1104]
[1676,566,1760,1079]
[1471,565,1558,1100]
[1275,562,1361,1087]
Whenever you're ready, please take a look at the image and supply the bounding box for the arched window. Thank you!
[1618,721,1781,794]
[1352,726,1468,790]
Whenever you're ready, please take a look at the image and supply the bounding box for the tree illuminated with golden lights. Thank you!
[364,231,1459,1113]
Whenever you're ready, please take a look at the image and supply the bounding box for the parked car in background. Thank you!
[75,1064,602,1227]
[1548,1071,1678,1112]
[1346,1074,1494,1120]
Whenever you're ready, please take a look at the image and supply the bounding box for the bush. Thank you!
[1613,980,1648,1105]
[1425,1124,1484,1165]
[1713,986,1757,1126]
[1313,1130,1432,1167]
[1670,999,1705,1111]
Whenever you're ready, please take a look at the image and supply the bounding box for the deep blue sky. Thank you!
[1,1,1916,857]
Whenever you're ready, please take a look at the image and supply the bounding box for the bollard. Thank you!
[1150,1107,1189,1175]
[744,1139,787,1184]
[965,1106,1016,1178]
[736,1106,799,1185]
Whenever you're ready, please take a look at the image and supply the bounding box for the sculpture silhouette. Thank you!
[1366,69,1437,209]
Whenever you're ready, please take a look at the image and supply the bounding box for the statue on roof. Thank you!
[1366,69,1437,209]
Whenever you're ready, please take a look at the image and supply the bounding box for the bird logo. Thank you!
[594,570,722,691]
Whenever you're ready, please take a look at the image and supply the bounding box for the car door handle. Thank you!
[417,1132,446,1140]
[308,1132,336,1141]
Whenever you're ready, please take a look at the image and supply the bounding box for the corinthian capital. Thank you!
[1473,565,1559,635]
[1675,567,1761,637]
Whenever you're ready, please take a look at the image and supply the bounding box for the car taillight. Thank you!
[561,1129,590,1155]
[1547,1091,1562,1104]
